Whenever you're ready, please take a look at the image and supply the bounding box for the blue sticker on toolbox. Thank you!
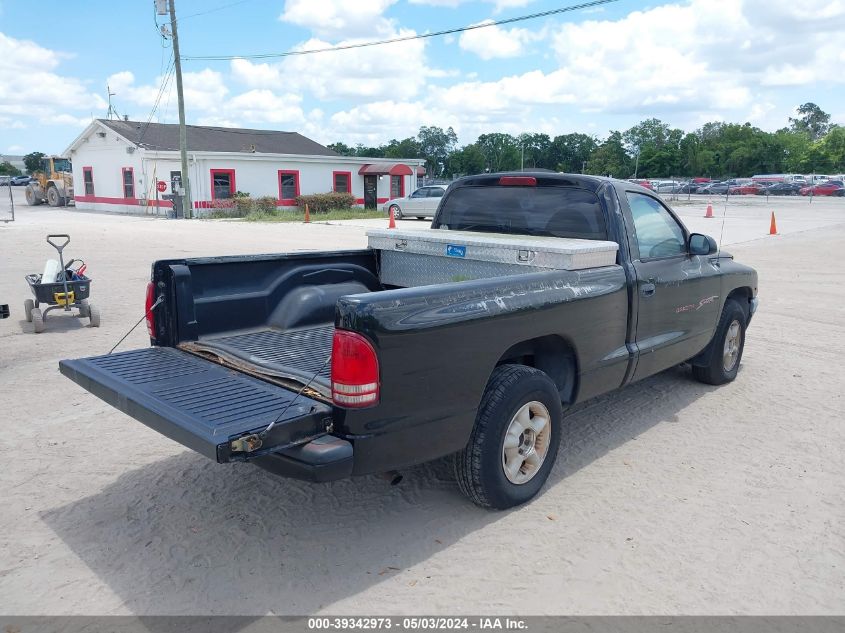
[446,244,466,258]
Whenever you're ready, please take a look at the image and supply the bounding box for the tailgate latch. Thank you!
[230,433,263,453]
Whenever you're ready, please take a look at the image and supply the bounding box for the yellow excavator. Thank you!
[25,156,74,207]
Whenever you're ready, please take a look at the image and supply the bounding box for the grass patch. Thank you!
[242,208,388,222]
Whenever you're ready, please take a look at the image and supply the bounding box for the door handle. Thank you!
[641,283,656,297]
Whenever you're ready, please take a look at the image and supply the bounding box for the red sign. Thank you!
[156,180,167,193]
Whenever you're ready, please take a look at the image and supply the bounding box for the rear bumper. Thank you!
[252,435,353,483]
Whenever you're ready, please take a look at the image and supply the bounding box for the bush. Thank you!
[255,196,278,213]
[295,191,356,214]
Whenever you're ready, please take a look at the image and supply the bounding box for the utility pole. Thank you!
[168,0,193,219]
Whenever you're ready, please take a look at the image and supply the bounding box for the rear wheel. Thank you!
[31,308,45,333]
[78,299,90,318]
[88,303,101,328]
[25,186,42,206]
[24,299,34,321]
[455,364,562,509]
[692,299,746,385]
[389,204,403,220]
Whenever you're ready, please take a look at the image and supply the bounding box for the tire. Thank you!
[692,298,746,385]
[47,186,61,207]
[24,299,34,322]
[88,303,101,328]
[25,186,42,206]
[416,216,425,220]
[454,364,563,509]
[31,308,45,333]
[389,204,403,220]
[78,299,90,318]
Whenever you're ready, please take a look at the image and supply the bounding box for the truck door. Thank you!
[624,191,721,381]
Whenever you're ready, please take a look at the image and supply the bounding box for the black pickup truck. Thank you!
[60,173,758,509]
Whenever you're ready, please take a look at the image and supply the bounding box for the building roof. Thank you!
[97,119,339,157]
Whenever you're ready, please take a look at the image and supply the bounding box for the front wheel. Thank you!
[692,298,746,385]
[389,204,403,220]
[25,186,42,206]
[455,364,562,509]
[47,186,61,207]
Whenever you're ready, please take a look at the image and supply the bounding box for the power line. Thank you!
[178,0,257,21]
[182,0,621,61]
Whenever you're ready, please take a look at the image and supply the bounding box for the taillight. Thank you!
[498,176,537,186]
[331,330,379,408]
[145,281,156,339]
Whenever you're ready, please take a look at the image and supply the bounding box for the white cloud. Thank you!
[7,144,24,152]
[408,0,533,12]
[280,0,398,38]
[0,33,106,124]
[458,20,543,59]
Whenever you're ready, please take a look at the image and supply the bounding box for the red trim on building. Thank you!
[121,167,135,198]
[278,169,300,203]
[358,163,414,176]
[210,169,236,200]
[82,166,95,196]
[74,195,172,208]
[333,170,352,193]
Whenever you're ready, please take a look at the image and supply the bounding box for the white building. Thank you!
[64,119,425,215]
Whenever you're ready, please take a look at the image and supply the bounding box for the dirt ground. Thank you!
[0,188,843,615]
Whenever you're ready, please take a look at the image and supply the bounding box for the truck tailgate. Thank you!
[59,347,332,463]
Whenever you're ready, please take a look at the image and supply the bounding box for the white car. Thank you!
[382,184,447,220]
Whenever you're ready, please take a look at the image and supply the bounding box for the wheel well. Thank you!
[726,286,753,318]
[495,335,577,403]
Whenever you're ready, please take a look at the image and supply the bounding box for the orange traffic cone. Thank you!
[304,203,310,223]
[705,204,713,218]
[769,212,778,235]
[388,205,396,229]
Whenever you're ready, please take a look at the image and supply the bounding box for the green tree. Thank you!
[516,133,552,169]
[549,133,597,173]
[384,137,421,159]
[475,133,521,172]
[586,131,632,177]
[789,102,831,141]
[23,151,45,174]
[447,143,486,177]
[417,126,458,176]
[0,161,23,176]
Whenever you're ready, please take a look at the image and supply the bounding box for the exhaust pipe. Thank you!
[379,470,403,486]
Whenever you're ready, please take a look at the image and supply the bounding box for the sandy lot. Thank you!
[0,188,843,615]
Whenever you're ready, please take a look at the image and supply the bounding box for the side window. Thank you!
[411,188,426,198]
[626,192,686,259]
[428,187,444,198]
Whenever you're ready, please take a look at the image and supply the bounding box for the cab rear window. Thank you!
[435,186,608,240]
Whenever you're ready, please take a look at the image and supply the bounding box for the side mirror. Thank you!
[689,233,717,256]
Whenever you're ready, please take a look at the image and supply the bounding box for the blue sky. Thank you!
[1,0,844,155]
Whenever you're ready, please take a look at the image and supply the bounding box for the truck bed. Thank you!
[181,324,334,399]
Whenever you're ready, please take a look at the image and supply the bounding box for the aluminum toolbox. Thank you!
[367,228,619,287]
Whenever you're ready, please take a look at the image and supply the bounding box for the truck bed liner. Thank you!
[183,324,334,397]
[59,347,332,462]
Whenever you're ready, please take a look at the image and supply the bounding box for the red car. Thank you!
[728,183,763,195]
[629,179,654,190]
[799,181,845,196]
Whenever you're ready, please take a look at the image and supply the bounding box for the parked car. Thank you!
[10,175,32,186]
[628,179,654,190]
[672,182,699,194]
[799,181,845,196]
[759,182,802,196]
[654,181,680,193]
[0,176,10,186]
[699,182,730,195]
[60,173,759,509]
[382,184,447,220]
[728,183,763,195]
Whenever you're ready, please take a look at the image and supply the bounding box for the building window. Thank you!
[122,167,135,198]
[211,169,236,200]
[333,171,351,194]
[390,175,404,198]
[278,170,300,203]
[83,167,94,196]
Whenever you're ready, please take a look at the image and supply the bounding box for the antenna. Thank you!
[716,191,729,260]
[106,84,121,120]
